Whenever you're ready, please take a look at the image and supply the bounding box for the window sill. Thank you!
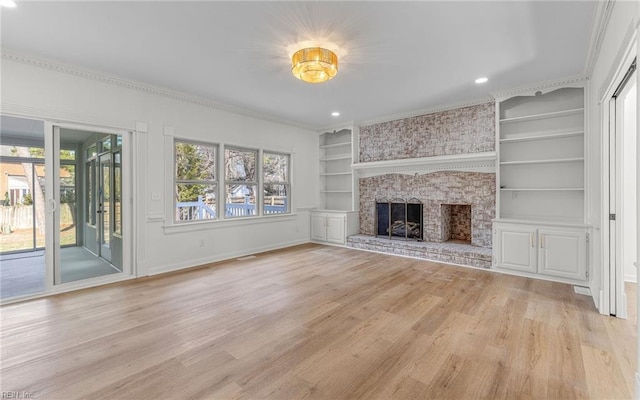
[163,213,297,235]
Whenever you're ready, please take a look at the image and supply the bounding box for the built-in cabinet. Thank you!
[310,210,359,245]
[494,221,587,282]
[312,128,359,246]
[493,81,590,283]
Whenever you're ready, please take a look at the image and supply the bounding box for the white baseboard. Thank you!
[574,286,592,296]
[620,292,629,319]
[598,289,605,313]
[148,239,309,276]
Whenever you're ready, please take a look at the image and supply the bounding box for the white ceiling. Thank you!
[1,1,596,129]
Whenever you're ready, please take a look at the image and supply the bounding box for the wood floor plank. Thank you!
[0,243,635,399]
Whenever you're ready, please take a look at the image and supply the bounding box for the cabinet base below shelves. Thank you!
[493,217,589,228]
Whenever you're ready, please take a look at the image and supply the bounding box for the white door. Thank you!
[495,225,537,273]
[538,229,587,280]
[326,215,345,244]
[98,153,112,262]
[311,214,327,242]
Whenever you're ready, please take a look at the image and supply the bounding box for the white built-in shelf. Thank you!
[319,128,355,212]
[500,188,584,192]
[499,108,584,124]
[321,155,352,161]
[320,141,351,149]
[500,157,584,165]
[320,172,352,176]
[499,131,584,143]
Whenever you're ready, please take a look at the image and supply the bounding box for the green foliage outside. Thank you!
[175,143,216,202]
[174,144,289,202]
[12,146,76,161]
[21,193,33,205]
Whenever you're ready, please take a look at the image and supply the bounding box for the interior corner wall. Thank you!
[586,1,639,311]
[0,55,318,276]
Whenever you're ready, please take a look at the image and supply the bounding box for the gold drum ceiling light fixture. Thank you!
[291,47,338,84]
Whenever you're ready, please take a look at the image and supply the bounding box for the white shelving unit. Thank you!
[493,82,590,284]
[497,86,586,222]
[312,127,359,246]
[318,128,357,211]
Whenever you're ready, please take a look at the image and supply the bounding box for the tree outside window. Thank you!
[224,148,257,217]
[174,141,217,221]
[263,152,290,214]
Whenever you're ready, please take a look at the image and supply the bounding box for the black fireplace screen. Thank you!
[376,198,423,240]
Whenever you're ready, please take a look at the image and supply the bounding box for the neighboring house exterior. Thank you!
[0,162,72,206]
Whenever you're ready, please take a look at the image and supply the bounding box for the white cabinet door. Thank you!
[495,225,537,273]
[311,214,327,242]
[326,215,346,244]
[538,228,586,280]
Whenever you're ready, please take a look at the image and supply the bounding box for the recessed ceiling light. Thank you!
[331,112,340,117]
[0,0,17,8]
[475,77,488,84]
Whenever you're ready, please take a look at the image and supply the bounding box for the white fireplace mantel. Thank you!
[351,151,496,178]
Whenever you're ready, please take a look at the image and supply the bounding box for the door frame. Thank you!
[612,71,636,319]
[47,122,134,291]
[599,34,637,317]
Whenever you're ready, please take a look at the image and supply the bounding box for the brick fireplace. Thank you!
[347,101,496,268]
[358,172,494,248]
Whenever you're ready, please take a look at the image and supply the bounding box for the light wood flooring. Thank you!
[0,244,637,399]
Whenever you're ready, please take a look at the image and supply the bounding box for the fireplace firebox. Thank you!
[376,198,423,240]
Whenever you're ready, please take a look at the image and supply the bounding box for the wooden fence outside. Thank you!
[0,204,76,229]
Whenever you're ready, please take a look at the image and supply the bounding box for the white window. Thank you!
[263,152,290,214]
[224,147,257,217]
[174,140,218,222]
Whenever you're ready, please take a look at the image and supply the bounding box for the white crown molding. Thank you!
[355,96,494,129]
[1,50,315,131]
[351,152,496,178]
[584,0,616,78]
[490,75,587,102]
[0,102,134,132]
[316,121,356,135]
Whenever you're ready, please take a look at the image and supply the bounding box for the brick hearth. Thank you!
[347,234,492,268]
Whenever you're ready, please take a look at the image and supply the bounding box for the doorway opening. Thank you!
[0,116,129,300]
[608,57,637,318]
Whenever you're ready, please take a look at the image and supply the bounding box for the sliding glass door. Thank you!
[1,116,130,300]
[0,116,48,298]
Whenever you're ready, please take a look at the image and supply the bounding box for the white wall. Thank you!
[586,0,639,311]
[0,54,319,276]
